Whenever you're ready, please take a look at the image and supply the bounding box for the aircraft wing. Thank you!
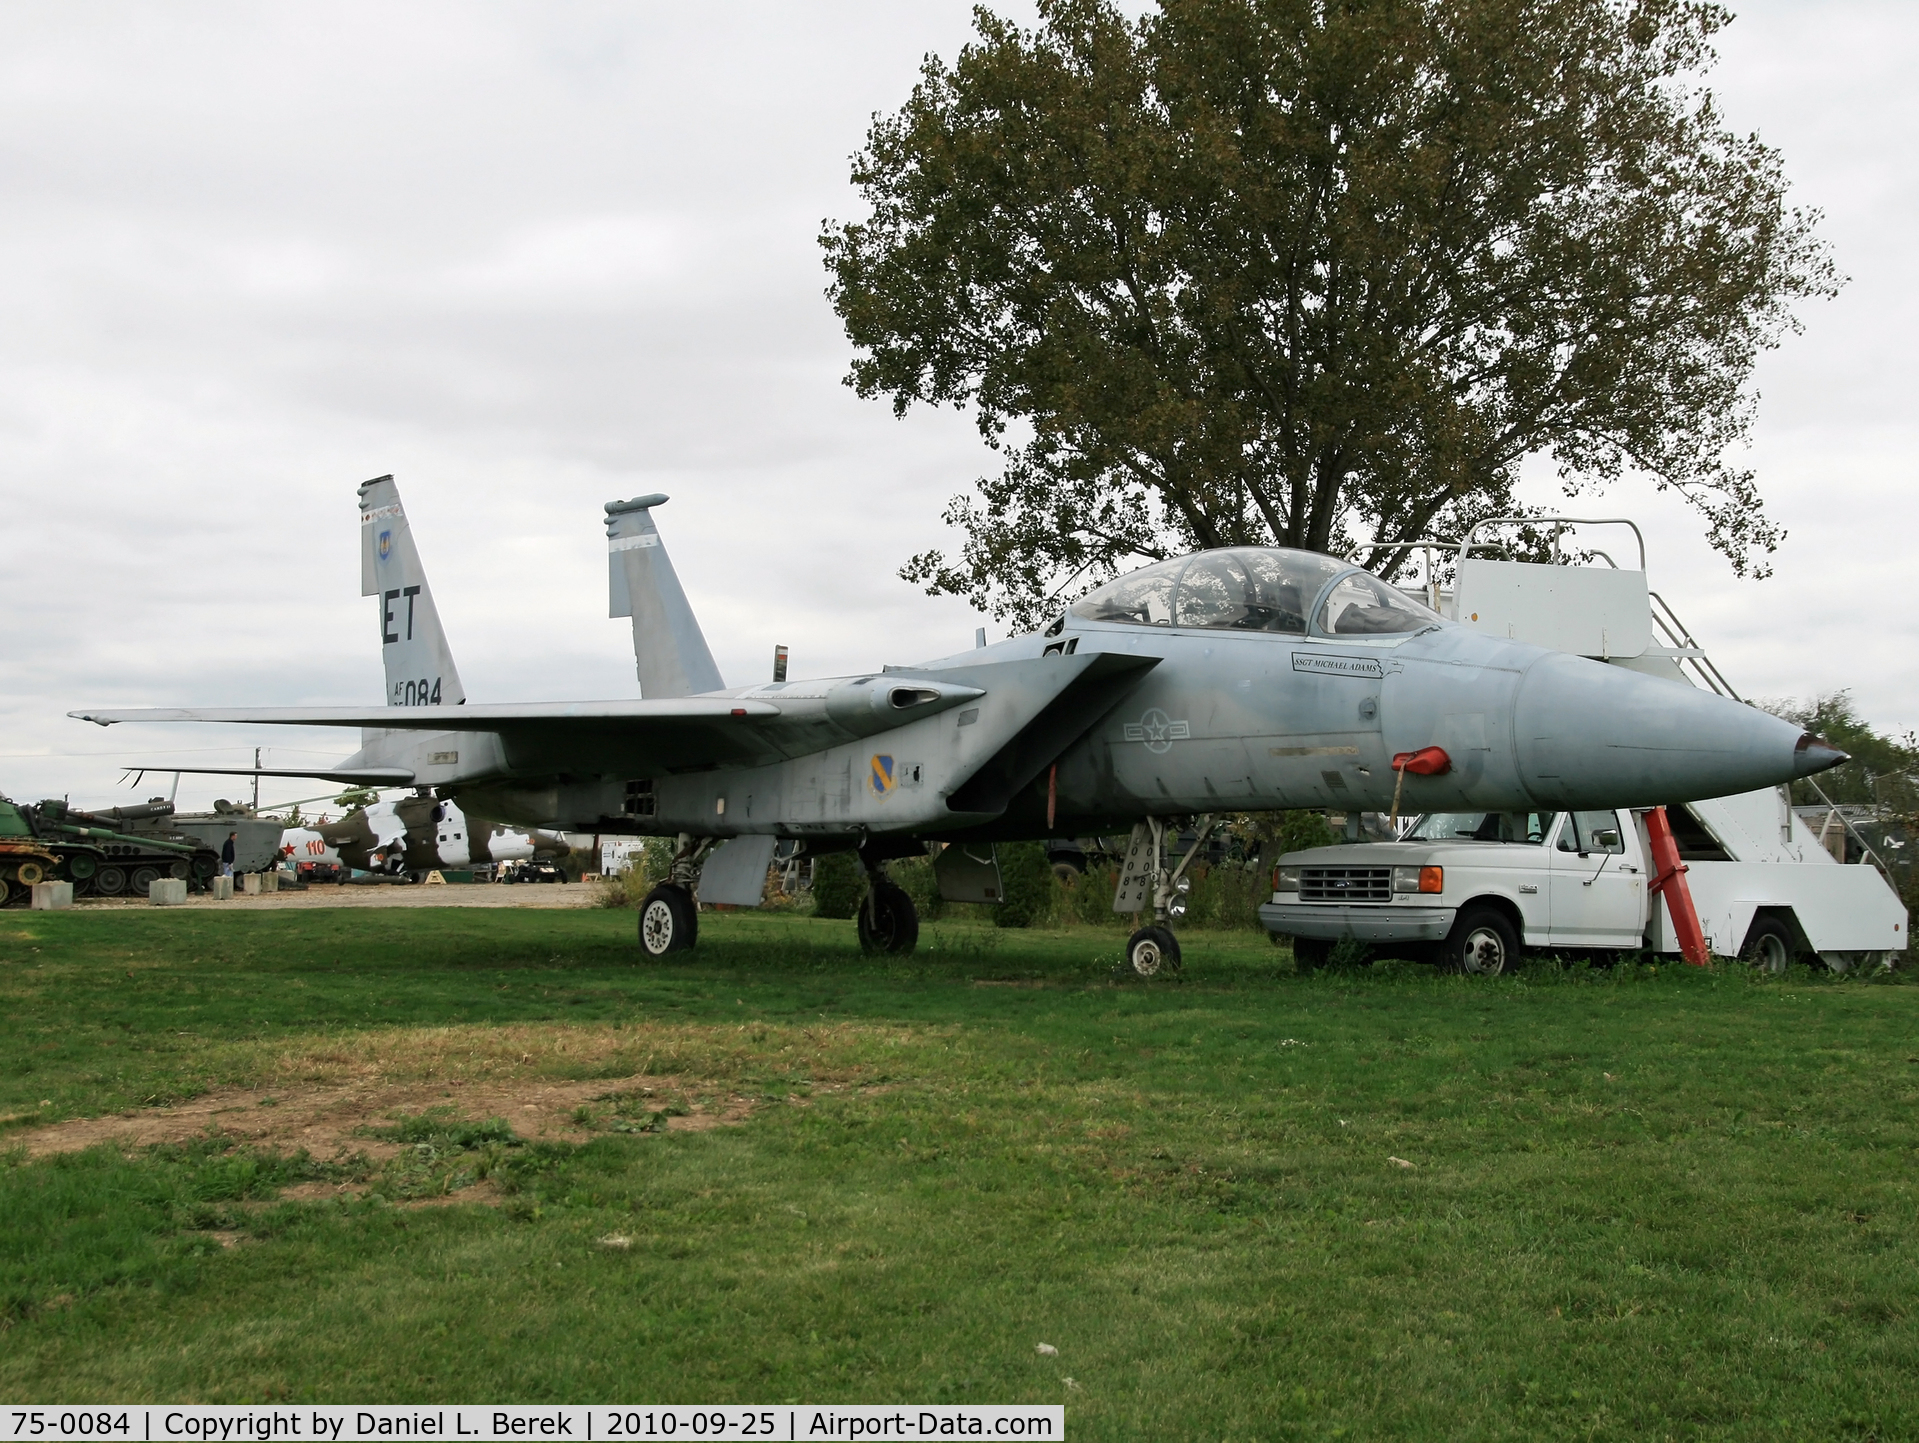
[129,764,421,785]
[72,699,783,729]
[71,688,982,778]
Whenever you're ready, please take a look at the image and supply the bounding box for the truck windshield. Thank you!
[1406,812,1559,844]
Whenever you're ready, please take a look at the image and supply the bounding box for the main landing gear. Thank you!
[634,835,923,960]
[857,862,919,956]
[1117,814,1217,979]
[637,834,710,959]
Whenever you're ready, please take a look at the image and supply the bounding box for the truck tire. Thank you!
[1442,906,1521,976]
[1739,915,1794,975]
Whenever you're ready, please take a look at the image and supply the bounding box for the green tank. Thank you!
[0,797,108,902]
[22,798,219,898]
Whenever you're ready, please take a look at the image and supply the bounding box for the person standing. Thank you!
[221,831,237,878]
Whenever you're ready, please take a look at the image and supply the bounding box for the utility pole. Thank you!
[253,748,261,813]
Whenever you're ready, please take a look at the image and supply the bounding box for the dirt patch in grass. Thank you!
[15,1075,754,1160]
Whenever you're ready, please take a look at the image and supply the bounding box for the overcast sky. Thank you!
[1,1,1912,813]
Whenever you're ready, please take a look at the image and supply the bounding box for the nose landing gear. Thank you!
[1117,814,1216,979]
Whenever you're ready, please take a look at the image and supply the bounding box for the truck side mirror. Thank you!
[1595,830,1620,850]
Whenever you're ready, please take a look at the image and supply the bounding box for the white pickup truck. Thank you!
[1258,787,1907,974]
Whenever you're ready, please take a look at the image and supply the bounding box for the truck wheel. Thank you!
[1443,906,1521,976]
[1739,916,1794,975]
[1124,925,1181,977]
[1291,937,1331,973]
[857,881,919,955]
[638,883,698,958]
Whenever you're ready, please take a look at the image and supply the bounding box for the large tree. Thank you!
[823,0,1837,626]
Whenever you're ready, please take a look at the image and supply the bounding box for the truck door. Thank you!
[1548,810,1647,948]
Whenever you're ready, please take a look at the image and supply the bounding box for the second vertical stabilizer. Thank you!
[606,495,723,698]
[359,475,466,707]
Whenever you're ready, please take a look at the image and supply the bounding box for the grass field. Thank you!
[1,907,1914,1438]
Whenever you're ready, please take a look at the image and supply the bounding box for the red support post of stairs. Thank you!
[1645,806,1710,966]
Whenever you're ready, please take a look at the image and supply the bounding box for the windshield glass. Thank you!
[1406,812,1560,844]
[1318,572,1441,635]
[1069,557,1183,625]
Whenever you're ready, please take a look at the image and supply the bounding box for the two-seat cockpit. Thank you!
[1067,546,1441,638]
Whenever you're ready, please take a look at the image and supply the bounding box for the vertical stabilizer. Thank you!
[359,475,466,707]
[605,494,723,698]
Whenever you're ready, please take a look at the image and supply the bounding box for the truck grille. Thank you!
[1300,866,1391,904]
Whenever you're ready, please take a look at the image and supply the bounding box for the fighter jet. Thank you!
[75,476,1846,975]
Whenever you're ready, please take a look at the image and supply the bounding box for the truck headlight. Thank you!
[1393,865,1443,894]
[1272,866,1300,893]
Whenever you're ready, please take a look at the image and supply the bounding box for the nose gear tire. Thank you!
[1125,925,1181,977]
[638,882,699,957]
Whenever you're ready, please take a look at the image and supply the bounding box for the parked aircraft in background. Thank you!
[280,793,570,880]
[78,477,1846,974]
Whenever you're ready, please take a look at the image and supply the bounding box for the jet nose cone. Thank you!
[1793,732,1849,778]
[1511,651,1821,808]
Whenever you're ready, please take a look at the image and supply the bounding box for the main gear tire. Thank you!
[857,880,919,956]
[638,883,698,958]
[1124,925,1182,978]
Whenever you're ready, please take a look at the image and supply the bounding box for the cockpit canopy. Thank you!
[1067,547,1439,636]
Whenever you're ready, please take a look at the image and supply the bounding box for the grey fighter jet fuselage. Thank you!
[74,479,1845,966]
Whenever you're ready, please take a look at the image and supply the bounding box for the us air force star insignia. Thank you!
[1123,707,1191,755]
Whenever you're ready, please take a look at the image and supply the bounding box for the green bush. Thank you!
[994,841,1053,928]
[810,851,866,919]
[1268,809,1338,855]
[891,853,945,922]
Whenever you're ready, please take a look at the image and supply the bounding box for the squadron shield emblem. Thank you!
[378,529,393,561]
[870,754,895,796]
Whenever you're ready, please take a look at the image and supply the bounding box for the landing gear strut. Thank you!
[1117,814,1217,979]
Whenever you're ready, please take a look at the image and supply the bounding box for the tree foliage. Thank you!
[825,0,1837,625]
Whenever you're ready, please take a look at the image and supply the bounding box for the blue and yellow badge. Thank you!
[869,754,895,797]
[378,529,393,561]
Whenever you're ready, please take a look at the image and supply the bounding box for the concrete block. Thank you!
[242,873,262,895]
[30,881,73,910]
[210,876,234,900]
[260,870,279,893]
[149,878,188,906]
